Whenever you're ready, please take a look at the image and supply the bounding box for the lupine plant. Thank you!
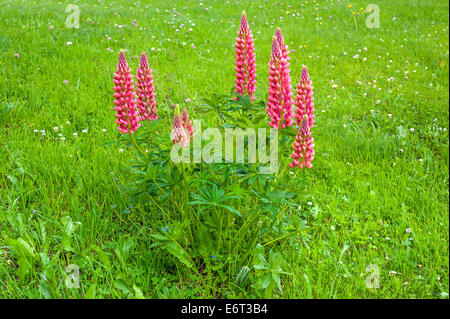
[111,13,316,297]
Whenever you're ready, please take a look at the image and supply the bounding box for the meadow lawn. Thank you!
[0,0,448,299]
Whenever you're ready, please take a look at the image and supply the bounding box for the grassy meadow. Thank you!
[0,0,448,299]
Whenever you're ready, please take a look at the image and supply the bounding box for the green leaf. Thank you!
[272,272,282,291]
[85,284,97,299]
[16,238,35,258]
[115,278,130,295]
[151,235,195,270]
[217,204,242,217]
[39,282,52,299]
[261,275,271,289]
[253,244,265,264]
[165,241,195,270]
[90,245,111,269]
[17,257,30,281]
[133,285,145,299]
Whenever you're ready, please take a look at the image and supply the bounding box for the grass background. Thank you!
[0,0,448,298]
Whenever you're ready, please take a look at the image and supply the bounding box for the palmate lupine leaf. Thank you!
[189,183,242,217]
[151,234,195,270]
[252,244,291,293]
[250,187,297,223]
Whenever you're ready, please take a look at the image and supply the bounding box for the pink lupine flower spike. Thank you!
[266,36,282,129]
[113,50,140,134]
[182,108,194,139]
[172,105,188,148]
[136,52,158,121]
[234,11,257,101]
[294,66,315,128]
[289,116,315,169]
[275,28,294,128]
[266,29,294,129]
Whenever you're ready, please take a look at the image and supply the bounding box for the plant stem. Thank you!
[263,231,296,247]
[180,162,194,243]
[130,133,147,159]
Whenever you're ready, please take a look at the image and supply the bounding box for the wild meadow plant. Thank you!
[111,12,316,297]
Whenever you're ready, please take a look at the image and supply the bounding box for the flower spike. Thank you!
[266,28,294,129]
[266,36,282,129]
[275,28,294,128]
[172,105,188,148]
[294,66,315,128]
[289,116,315,169]
[136,52,158,121]
[234,11,257,101]
[113,50,140,134]
[181,108,194,139]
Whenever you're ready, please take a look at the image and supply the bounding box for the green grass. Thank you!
[0,0,448,299]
